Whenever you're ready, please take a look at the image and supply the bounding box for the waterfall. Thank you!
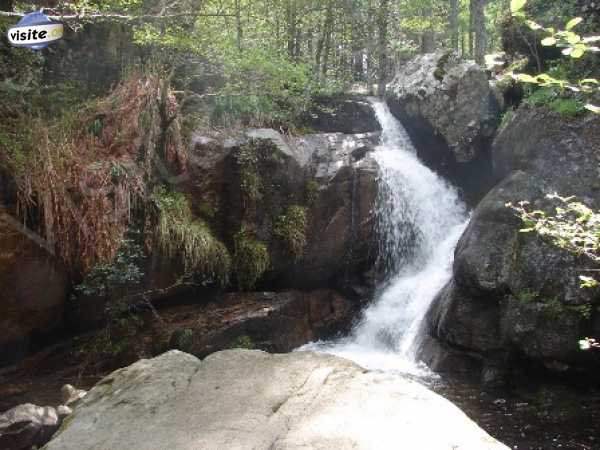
[300,99,469,375]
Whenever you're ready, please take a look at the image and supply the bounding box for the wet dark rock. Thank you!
[163,290,357,358]
[300,94,381,134]
[0,206,68,368]
[427,106,600,376]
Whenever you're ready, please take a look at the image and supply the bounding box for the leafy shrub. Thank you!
[74,232,145,300]
[212,48,315,127]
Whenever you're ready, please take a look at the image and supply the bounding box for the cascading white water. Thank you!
[301,99,469,375]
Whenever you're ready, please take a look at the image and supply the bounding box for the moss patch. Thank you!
[434,52,451,82]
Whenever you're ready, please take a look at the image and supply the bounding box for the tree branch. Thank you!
[0,10,235,23]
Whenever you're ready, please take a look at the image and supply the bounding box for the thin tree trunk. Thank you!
[315,2,333,77]
[469,0,474,58]
[286,0,296,59]
[377,0,389,97]
[449,0,459,51]
[321,3,335,79]
[472,0,487,65]
[235,0,242,52]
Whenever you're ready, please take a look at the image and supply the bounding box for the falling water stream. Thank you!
[301,99,469,375]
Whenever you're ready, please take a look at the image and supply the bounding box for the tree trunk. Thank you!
[421,31,436,53]
[472,0,487,65]
[449,0,459,51]
[0,0,13,11]
[468,0,474,58]
[235,0,242,52]
[286,0,297,59]
[377,0,389,97]
[320,3,335,79]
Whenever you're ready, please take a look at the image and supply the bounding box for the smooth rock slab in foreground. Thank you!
[44,350,508,450]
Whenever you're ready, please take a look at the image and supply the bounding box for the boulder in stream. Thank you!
[427,105,600,375]
[0,403,61,450]
[43,350,508,450]
[386,52,502,203]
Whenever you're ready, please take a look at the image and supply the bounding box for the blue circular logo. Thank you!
[7,11,64,50]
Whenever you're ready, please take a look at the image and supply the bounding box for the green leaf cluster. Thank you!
[507,194,600,288]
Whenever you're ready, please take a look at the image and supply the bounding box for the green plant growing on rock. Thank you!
[517,288,537,303]
[232,335,254,350]
[72,231,147,373]
[234,143,263,203]
[507,194,600,288]
[274,205,308,261]
[152,186,231,287]
[508,196,600,348]
[305,180,320,205]
[524,87,586,117]
[74,231,145,301]
[233,229,269,291]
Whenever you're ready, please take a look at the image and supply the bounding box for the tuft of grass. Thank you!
[152,186,231,287]
[305,180,320,205]
[274,205,308,261]
[233,228,269,291]
[517,288,537,303]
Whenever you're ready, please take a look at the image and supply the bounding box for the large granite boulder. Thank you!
[427,106,600,376]
[43,350,508,450]
[386,52,502,203]
[185,126,380,291]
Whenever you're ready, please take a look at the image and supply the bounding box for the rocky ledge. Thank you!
[42,350,507,450]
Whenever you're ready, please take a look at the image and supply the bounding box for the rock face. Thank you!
[186,124,380,291]
[427,106,600,376]
[0,206,68,366]
[44,350,508,450]
[386,52,501,203]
